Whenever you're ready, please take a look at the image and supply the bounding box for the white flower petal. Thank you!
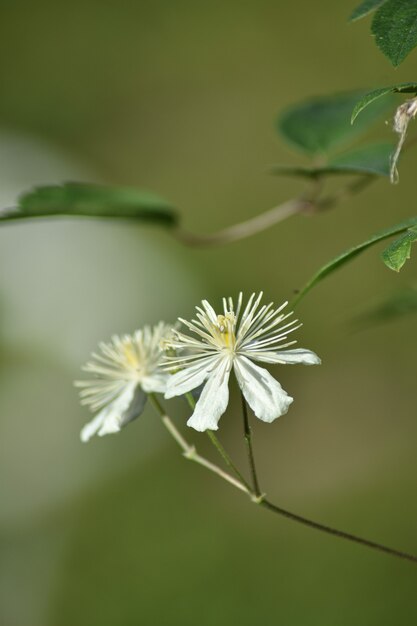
[80,411,108,443]
[164,355,219,399]
[119,387,147,427]
[161,294,321,432]
[187,358,231,432]
[80,381,137,442]
[234,356,293,423]
[141,373,169,394]
[251,348,321,366]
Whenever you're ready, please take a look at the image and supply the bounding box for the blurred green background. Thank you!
[1,1,417,624]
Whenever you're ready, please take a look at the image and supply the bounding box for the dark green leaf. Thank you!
[354,286,417,327]
[278,91,394,156]
[372,0,417,66]
[270,165,321,179]
[0,183,178,227]
[271,142,393,178]
[351,82,417,123]
[291,216,417,307]
[350,0,388,21]
[381,226,417,271]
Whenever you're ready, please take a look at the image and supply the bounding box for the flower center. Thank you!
[216,313,236,351]
[121,342,145,378]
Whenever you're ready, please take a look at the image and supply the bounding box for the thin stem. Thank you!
[185,392,196,409]
[174,197,308,247]
[241,393,262,498]
[172,169,377,248]
[185,392,252,491]
[148,394,250,495]
[0,168,387,246]
[317,175,375,211]
[206,430,252,492]
[238,395,417,562]
[153,394,417,564]
[239,400,417,563]
[258,499,417,564]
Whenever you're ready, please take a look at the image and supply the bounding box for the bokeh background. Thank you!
[1,1,417,624]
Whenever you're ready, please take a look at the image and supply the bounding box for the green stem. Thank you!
[174,198,306,247]
[185,392,252,491]
[238,397,417,563]
[148,394,250,495]
[155,394,417,564]
[241,393,262,498]
[206,430,252,492]
[258,499,417,565]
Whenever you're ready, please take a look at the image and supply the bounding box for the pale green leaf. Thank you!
[381,226,417,271]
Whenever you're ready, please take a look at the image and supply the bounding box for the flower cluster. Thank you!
[77,293,320,439]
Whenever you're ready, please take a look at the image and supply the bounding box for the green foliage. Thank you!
[355,286,417,327]
[271,143,393,178]
[0,183,178,227]
[372,0,417,66]
[329,142,393,175]
[381,226,417,271]
[351,0,417,66]
[351,83,417,123]
[350,0,388,22]
[277,91,394,157]
[292,217,417,307]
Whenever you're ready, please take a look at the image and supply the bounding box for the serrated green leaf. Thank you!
[381,226,417,271]
[292,217,417,308]
[0,183,178,227]
[351,82,417,123]
[372,0,417,66]
[271,142,393,179]
[278,91,394,157]
[350,0,388,22]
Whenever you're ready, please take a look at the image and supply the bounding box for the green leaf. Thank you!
[372,0,417,66]
[354,286,417,327]
[0,183,178,227]
[271,142,394,178]
[278,91,394,157]
[291,216,417,308]
[350,0,388,22]
[351,82,417,124]
[329,142,393,175]
[381,226,417,271]
[270,165,321,179]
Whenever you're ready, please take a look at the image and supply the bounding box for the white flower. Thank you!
[76,322,171,442]
[164,293,321,432]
